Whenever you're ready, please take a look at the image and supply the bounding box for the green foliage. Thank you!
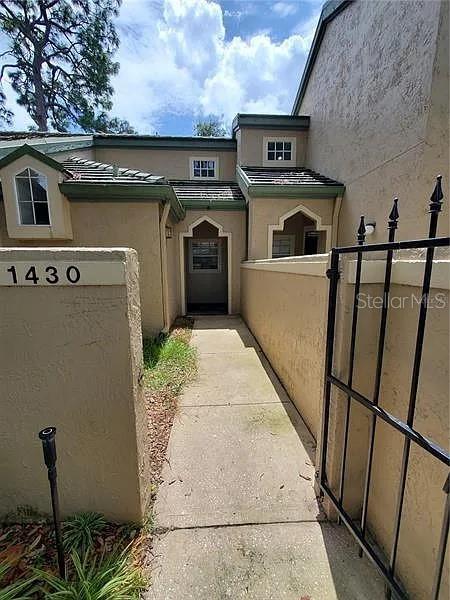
[1,505,48,525]
[36,548,145,599]
[194,116,228,137]
[0,554,37,599]
[0,0,134,132]
[63,512,107,555]
[143,328,197,395]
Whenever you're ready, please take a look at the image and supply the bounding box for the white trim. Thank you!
[242,254,329,277]
[179,215,232,315]
[188,238,222,273]
[267,204,332,258]
[189,156,219,180]
[263,136,296,167]
[344,259,450,290]
[14,166,51,227]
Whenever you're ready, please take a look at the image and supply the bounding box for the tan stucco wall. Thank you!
[94,147,237,181]
[297,0,449,244]
[248,197,335,259]
[174,210,246,314]
[0,248,149,523]
[241,263,328,435]
[0,201,164,336]
[166,214,181,325]
[236,128,308,167]
[241,255,449,599]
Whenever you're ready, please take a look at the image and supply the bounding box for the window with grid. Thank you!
[272,234,295,258]
[191,159,216,178]
[267,140,292,162]
[15,168,50,225]
[190,240,221,272]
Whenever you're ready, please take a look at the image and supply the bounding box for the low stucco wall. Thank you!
[241,253,449,599]
[241,256,329,435]
[0,248,149,523]
[0,201,164,336]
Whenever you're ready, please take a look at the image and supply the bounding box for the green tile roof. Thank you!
[171,181,246,210]
[62,156,165,184]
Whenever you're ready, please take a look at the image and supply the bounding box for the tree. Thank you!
[0,0,134,133]
[194,116,227,137]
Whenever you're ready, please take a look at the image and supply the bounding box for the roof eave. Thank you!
[0,143,72,175]
[247,184,345,199]
[59,181,185,221]
[181,200,246,211]
[291,0,353,115]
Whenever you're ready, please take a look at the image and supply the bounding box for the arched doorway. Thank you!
[179,216,232,315]
[268,205,331,258]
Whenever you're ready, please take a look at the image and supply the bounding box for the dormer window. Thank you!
[15,168,50,225]
[263,137,296,167]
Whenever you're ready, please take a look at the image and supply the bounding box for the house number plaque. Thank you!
[0,261,126,286]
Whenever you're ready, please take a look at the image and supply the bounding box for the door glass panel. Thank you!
[190,240,220,271]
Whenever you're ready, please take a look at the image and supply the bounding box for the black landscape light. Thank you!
[38,426,65,578]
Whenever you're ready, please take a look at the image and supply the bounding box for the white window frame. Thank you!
[14,167,51,226]
[189,156,219,180]
[263,136,296,167]
[189,238,222,273]
[272,233,296,258]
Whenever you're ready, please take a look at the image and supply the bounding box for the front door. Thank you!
[186,237,228,313]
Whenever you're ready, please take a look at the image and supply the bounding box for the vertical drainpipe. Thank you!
[332,193,343,247]
[159,201,171,333]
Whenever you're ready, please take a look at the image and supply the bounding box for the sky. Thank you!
[1,0,322,135]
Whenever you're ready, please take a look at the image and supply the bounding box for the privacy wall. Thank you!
[241,253,449,599]
[0,248,149,523]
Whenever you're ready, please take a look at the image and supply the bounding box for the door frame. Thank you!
[179,215,232,315]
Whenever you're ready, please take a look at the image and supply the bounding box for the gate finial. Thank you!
[357,215,366,245]
[388,198,399,231]
[430,175,443,213]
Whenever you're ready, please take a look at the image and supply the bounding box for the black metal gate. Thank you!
[318,176,450,599]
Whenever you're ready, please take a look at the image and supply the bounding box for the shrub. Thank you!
[63,512,107,555]
[37,548,145,599]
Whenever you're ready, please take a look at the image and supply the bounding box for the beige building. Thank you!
[0,0,447,335]
[0,2,448,597]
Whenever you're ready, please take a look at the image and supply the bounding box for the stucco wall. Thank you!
[241,254,449,599]
[0,201,164,336]
[241,259,328,435]
[297,0,449,244]
[248,196,335,259]
[236,128,308,167]
[0,248,149,523]
[174,210,246,314]
[94,147,237,181]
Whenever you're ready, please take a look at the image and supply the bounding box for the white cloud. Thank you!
[109,0,317,131]
[0,0,319,132]
[273,2,298,18]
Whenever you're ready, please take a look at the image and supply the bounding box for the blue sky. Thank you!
[2,0,322,135]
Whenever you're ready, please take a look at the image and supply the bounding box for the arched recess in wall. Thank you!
[179,215,232,315]
[267,204,332,258]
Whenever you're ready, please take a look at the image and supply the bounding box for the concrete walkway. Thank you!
[146,316,384,600]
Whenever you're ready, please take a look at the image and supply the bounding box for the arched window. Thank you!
[15,168,50,225]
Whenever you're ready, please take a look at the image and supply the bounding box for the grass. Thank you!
[142,318,197,396]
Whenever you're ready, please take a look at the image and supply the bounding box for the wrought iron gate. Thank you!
[318,176,450,599]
